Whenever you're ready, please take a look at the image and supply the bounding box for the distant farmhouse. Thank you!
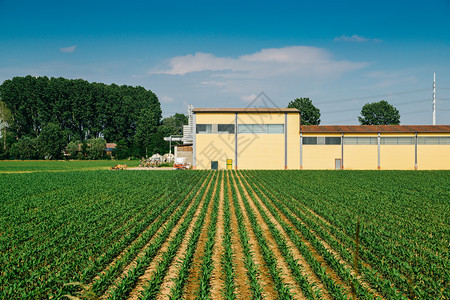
[106,143,117,156]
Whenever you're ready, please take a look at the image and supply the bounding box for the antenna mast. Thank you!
[433,73,436,125]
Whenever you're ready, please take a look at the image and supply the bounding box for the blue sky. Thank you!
[1,0,450,124]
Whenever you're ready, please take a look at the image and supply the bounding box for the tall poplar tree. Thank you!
[0,101,12,151]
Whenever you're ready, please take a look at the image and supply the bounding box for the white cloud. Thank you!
[147,46,369,111]
[200,80,226,87]
[240,46,327,64]
[153,46,367,79]
[60,45,77,53]
[241,94,258,102]
[158,52,234,75]
[161,96,174,103]
[334,35,382,43]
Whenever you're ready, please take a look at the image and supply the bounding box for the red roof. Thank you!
[300,125,450,133]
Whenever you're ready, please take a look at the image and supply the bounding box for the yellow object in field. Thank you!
[226,159,232,169]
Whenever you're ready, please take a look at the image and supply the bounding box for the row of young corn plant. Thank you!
[90,173,202,297]
[4,186,146,272]
[230,171,293,299]
[252,174,392,275]
[345,173,448,299]
[255,171,411,299]
[221,172,237,300]
[335,171,447,239]
[66,173,205,298]
[11,189,148,260]
[291,197,407,299]
[303,171,447,273]
[252,172,404,300]
[7,174,121,296]
[240,171,377,300]
[168,171,220,299]
[195,171,222,299]
[320,172,449,299]
[237,172,321,300]
[80,178,186,283]
[138,172,219,300]
[277,189,401,299]
[77,172,203,296]
[106,172,213,300]
[326,173,445,262]
[253,170,448,299]
[1,171,186,298]
[236,171,347,300]
[227,172,264,299]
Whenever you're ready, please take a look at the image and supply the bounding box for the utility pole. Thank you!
[433,72,436,125]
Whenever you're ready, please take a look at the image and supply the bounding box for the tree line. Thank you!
[0,76,186,159]
[287,97,400,125]
[0,75,402,160]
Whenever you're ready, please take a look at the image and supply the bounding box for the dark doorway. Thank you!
[211,161,218,170]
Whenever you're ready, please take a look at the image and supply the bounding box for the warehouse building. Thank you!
[191,107,450,170]
[193,108,300,169]
[301,125,450,170]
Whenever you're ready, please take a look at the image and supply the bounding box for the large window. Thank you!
[218,124,235,134]
[344,137,377,145]
[267,124,284,133]
[196,124,235,134]
[418,137,450,145]
[302,136,341,145]
[304,135,450,145]
[381,137,414,145]
[238,124,252,133]
[303,137,317,145]
[325,137,342,145]
[238,124,284,134]
[196,124,212,134]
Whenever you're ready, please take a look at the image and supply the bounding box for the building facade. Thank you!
[300,125,450,170]
[192,107,450,170]
[193,108,300,169]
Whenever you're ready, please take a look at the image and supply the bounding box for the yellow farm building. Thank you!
[192,108,450,170]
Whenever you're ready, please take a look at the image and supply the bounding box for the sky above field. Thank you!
[1,0,450,124]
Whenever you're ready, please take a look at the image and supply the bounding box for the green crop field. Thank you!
[0,165,448,299]
[0,160,137,173]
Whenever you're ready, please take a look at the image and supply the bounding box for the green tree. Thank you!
[66,140,80,158]
[0,100,12,151]
[10,136,39,159]
[134,108,160,157]
[155,113,189,155]
[80,141,88,159]
[87,138,106,159]
[358,100,400,125]
[149,126,167,155]
[287,98,321,125]
[37,122,67,159]
[114,139,131,159]
[0,76,162,154]
[161,113,188,135]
